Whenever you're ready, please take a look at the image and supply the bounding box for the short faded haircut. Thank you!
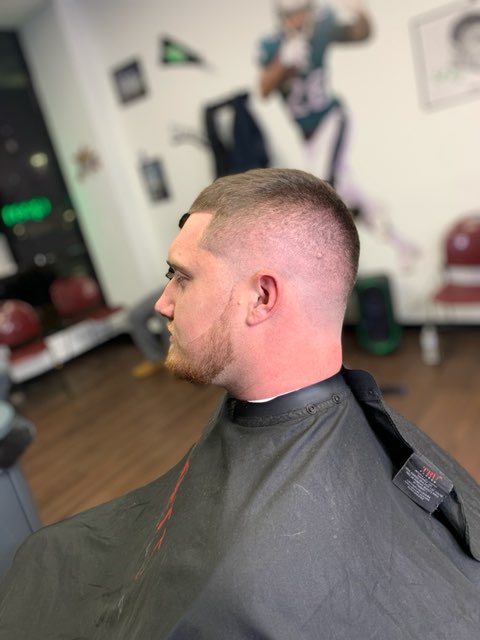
[188,168,360,306]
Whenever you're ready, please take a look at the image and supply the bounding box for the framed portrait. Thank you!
[139,157,170,202]
[112,59,148,105]
[410,1,480,109]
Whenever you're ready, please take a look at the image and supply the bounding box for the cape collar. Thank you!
[227,370,347,421]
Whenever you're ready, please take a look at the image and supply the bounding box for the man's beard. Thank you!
[164,305,234,386]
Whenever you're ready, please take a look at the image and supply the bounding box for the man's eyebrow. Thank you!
[179,212,190,228]
[166,259,192,275]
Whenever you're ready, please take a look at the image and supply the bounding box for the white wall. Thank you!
[19,0,480,320]
[19,0,166,306]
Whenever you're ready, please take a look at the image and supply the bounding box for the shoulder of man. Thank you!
[257,33,282,66]
[0,453,193,595]
[386,402,480,558]
[344,366,480,562]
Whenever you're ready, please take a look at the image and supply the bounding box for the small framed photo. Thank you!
[112,59,148,105]
[139,157,170,202]
[410,1,480,110]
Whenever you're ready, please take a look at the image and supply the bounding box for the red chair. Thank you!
[421,214,480,365]
[49,275,111,322]
[0,300,40,347]
[0,300,52,383]
[47,276,127,365]
[433,214,480,305]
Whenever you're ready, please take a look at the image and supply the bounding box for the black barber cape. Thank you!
[1,368,479,639]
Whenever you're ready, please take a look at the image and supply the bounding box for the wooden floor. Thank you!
[14,326,480,526]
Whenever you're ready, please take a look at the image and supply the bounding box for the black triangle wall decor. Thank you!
[161,37,204,65]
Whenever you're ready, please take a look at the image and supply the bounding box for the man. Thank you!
[258,0,420,268]
[258,0,371,208]
[0,169,479,638]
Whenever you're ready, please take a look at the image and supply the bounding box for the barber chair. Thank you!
[0,299,52,384]
[46,275,127,366]
[421,213,480,365]
[49,275,121,324]
[432,214,480,307]
[0,400,42,577]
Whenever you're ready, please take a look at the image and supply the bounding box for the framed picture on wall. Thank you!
[139,156,170,202]
[410,1,480,109]
[112,59,148,105]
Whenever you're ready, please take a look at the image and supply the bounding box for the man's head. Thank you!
[156,168,359,398]
[451,13,480,70]
[191,168,359,305]
[275,0,315,37]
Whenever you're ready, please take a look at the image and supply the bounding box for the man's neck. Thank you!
[228,356,343,402]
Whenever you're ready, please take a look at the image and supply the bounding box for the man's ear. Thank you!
[246,273,279,326]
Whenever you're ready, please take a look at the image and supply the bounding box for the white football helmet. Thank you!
[275,0,314,16]
[275,0,315,38]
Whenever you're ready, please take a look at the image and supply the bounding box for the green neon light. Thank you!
[1,197,52,227]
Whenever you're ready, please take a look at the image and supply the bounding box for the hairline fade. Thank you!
[188,168,360,305]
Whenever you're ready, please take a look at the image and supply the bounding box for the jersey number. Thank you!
[286,68,329,118]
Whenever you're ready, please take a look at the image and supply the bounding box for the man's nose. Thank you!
[155,285,173,320]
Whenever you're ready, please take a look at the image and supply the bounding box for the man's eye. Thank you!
[165,267,187,285]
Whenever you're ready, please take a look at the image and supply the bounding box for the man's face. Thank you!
[456,22,480,68]
[155,213,236,386]
[281,8,313,36]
